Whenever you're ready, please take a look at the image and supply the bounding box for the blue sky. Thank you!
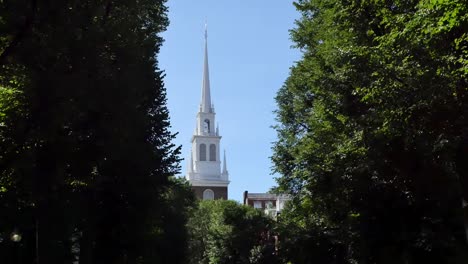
[159,0,301,202]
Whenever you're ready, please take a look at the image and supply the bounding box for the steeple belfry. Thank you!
[187,24,230,200]
[201,24,212,113]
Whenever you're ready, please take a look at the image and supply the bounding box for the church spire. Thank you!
[186,23,229,200]
[201,23,212,113]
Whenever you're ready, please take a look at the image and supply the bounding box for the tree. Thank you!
[153,177,196,264]
[0,0,189,263]
[273,0,468,263]
[187,200,278,264]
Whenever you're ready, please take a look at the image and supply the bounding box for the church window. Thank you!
[209,144,216,161]
[203,189,214,200]
[200,144,206,161]
[203,119,210,133]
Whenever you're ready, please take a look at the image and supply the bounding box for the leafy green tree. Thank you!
[187,200,278,264]
[273,0,468,263]
[0,0,190,263]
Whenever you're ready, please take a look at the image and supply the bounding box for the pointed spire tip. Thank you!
[201,22,212,113]
[222,149,228,174]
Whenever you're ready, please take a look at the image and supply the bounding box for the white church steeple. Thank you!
[186,25,230,200]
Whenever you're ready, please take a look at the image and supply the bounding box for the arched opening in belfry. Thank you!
[200,144,207,161]
[209,144,216,161]
[203,119,210,133]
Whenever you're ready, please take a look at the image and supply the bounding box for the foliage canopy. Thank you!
[187,200,278,264]
[0,1,193,263]
[273,0,468,263]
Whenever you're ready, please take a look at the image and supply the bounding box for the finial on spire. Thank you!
[204,21,208,40]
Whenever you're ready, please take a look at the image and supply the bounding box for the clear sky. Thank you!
[159,0,301,202]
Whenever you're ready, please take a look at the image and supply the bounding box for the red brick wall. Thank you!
[192,186,228,200]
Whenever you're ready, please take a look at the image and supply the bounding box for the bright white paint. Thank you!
[186,27,230,189]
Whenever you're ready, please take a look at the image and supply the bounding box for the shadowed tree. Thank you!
[273,0,468,263]
[0,0,192,263]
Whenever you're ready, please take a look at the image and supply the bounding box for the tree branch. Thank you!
[0,0,37,66]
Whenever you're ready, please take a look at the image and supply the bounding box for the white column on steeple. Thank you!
[201,23,212,113]
[189,151,194,173]
[187,156,192,173]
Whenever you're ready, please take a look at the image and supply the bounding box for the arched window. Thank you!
[200,144,206,161]
[209,144,216,161]
[203,189,214,200]
[203,119,210,133]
